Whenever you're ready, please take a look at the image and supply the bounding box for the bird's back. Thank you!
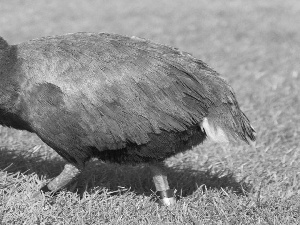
[6,32,255,164]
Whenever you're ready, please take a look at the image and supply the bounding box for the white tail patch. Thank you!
[201,118,229,143]
[246,132,257,150]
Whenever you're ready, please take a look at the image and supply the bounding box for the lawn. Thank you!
[0,0,300,224]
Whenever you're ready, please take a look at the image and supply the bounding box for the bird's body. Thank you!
[0,32,255,204]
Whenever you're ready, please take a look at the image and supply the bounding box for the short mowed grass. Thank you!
[1,0,300,224]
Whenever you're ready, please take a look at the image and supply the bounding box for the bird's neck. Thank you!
[0,44,31,131]
[0,44,18,108]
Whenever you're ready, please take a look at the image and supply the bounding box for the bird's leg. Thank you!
[40,163,81,193]
[149,163,175,206]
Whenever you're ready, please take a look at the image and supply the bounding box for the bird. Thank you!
[0,32,255,205]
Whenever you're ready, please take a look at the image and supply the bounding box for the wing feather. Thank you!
[19,33,236,150]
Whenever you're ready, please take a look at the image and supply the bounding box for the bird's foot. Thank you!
[31,183,53,199]
[156,189,176,206]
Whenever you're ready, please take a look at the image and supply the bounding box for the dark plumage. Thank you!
[0,32,255,204]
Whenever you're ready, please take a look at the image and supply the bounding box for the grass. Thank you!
[0,0,300,224]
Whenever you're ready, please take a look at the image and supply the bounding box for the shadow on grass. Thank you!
[0,147,65,177]
[0,147,252,198]
[77,162,252,198]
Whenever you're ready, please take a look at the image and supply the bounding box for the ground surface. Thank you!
[0,0,300,224]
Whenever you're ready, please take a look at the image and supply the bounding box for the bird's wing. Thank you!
[19,33,236,149]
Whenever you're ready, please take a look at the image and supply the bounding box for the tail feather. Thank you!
[200,104,256,147]
[201,117,229,143]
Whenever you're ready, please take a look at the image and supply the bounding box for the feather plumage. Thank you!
[0,32,255,166]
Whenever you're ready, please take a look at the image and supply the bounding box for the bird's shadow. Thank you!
[0,147,252,198]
